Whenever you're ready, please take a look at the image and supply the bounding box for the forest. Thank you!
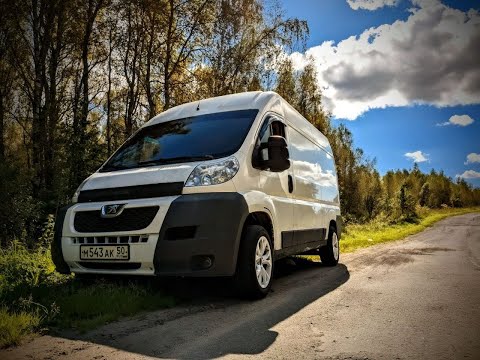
[1,0,479,248]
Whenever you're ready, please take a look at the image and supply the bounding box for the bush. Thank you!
[398,183,417,221]
[0,241,59,294]
[0,307,41,348]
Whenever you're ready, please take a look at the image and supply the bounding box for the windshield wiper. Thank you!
[138,155,215,166]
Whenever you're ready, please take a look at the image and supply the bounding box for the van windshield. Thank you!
[101,109,259,172]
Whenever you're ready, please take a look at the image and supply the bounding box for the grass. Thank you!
[340,206,480,254]
[53,280,175,332]
[0,242,175,348]
[0,308,40,348]
[1,206,479,348]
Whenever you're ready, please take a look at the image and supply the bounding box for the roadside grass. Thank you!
[0,242,175,348]
[340,207,480,253]
[0,308,40,348]
[300,207,480,263]
[52,281,175,332]
[1,206,479,348]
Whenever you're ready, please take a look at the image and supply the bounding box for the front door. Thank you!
[255,114,294,250]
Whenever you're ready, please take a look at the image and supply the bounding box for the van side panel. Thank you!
[283,100,341,251]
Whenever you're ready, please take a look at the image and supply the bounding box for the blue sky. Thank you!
[281,0,480,187]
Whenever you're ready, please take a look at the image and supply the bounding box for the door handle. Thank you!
[288,175,294,193]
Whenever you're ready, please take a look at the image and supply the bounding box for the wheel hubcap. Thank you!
[255,236,272,288]
[332,233,339,260]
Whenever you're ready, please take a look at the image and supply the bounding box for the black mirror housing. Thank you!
[265,136,290,172]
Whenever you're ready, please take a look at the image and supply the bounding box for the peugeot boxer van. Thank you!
[52,91,342,298]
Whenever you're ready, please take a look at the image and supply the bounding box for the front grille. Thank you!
[78,262,141,270]
[72,235,149,244]
[74,206,159,232]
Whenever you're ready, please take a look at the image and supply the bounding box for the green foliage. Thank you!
[275,59,297,104]
[0,307,41,348]
[339,207,480,253]
[419,182,430,207]
[398,182,417,221]
[1,0,479,245]
[38,215,55,248]
[0,242,175,347]
[0,241,58,293]
[53,281,175,332]
[0,162,40,247]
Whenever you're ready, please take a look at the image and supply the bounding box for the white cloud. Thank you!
[437,114,475,126]
[465,153,480,164]
[347,0,400,11]
[290,0,480,120]
[405,150,429,162]
[457,170,480,179]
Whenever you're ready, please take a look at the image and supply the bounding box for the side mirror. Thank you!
[258,136,290,172]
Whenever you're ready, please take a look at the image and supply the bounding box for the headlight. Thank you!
[185,157,239,187]
[72,179,88,203]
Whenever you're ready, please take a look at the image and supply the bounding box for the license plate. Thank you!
[80,245,130,260]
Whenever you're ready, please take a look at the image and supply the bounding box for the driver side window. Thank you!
[257,116,286,146]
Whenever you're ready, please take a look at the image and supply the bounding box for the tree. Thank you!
[275,59,297,104]
[399,182,417,220]
[297,59,329,134]
[69,0,107,194]
[202,0,308,96]
[1,0,479,247]
[419,182,430,207]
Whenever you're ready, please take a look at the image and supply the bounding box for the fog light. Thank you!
[191,255,214,270]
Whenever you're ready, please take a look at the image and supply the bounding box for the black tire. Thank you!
[234,225,274,299]
[319,225,339,266]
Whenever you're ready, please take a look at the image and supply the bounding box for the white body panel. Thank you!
[82,164,199,191]
[62,196,179,275]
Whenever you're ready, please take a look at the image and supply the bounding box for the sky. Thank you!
[281,0,480,187]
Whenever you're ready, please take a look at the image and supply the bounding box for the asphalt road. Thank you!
[3,213,480,360]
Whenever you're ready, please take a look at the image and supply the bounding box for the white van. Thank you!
[52,91,342,298]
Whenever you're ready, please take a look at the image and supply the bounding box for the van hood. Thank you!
[82,163,199,191]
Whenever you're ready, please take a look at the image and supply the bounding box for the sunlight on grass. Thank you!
[0,307,40,348]
[340,207,480,253]
[0,243,176,347]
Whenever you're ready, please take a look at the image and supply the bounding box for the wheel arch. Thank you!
[242,211,274,246]
[231,210,275,276]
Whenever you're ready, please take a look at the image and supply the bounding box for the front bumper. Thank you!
[53,193,249,277]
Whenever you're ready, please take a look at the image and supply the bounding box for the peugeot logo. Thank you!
[101,204,126,218]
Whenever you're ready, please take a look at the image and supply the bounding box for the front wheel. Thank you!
[234,225,273,299]
[319,226,339,266]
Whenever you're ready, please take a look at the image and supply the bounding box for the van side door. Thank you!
[253,114,294,250]
[287,127,328,246]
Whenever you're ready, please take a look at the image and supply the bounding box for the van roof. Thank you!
[146,91,275,127]
[145,91,331,153]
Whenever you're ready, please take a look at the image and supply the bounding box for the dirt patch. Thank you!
[400,247,455,255]
[376,254,414,266]
[368,247,455,267]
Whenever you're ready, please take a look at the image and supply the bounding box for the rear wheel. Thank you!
[319,226,339,266]
[234,225,273,299]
